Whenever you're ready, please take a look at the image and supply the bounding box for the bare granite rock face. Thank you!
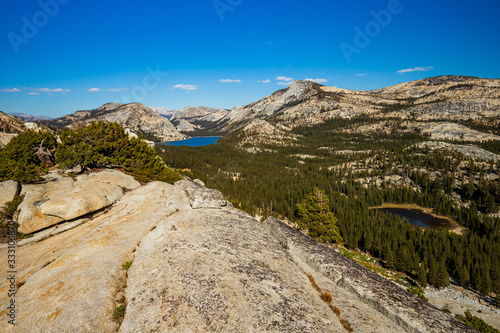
[75,169,140,191]
[176,179,228,209]
[39,181,123,221]
[417,141,500,162]
[120,193,345,332]
[17,172,73,234]
[263,216,476,333]
[0,133,18,149]
[0,181,177,333]
[17,169,139,234]
[0,180,20,209]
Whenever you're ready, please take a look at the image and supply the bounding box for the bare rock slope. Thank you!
[42,103,185,142]
[217,76,500,133]
[0,171,476,332]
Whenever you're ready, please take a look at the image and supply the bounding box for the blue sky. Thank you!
[1,0,499,117]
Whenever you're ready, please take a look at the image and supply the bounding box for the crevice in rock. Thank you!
[3,206,113,249]
[112,247,137,331]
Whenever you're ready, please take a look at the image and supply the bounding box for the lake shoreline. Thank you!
[158,136,222,147]
[369,203,466,235]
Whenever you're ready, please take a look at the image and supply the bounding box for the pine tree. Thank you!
[457,264,470,286]
[296,188,343,244]
[428,259,438,287]
[437,261,450,288]
[383,245,395,270]
[418,263,427,288]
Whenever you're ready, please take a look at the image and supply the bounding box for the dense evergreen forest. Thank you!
[157,118,500,298]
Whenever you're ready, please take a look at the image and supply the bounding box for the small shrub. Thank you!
[0,194,25,239]
[340,318,354,332]
[442,308,451,314]
[321,290,333,303]
[0,194,24,221]
[113,305,126,320]
[407,286,428,302]
[306,273,321,292]
[122,261,133,270]
[329,303,341,316]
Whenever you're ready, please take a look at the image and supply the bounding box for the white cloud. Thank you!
[397,66,434,74]
[88,88,100,92]
[172,84,198,91]
[219,79,242,83]
[1,88,21,92]
[305,78,328,83]
[277,81,294,86]
[257,79,271,83]
[28,92,39,95]
[276,76,293,82]
[356,73,368,77]
[38,88,70,92]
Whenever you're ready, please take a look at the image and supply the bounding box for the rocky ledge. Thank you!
[0,170,476,332]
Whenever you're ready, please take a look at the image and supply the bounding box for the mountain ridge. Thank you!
[41,102,185,142]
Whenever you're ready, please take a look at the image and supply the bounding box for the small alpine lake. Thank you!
[158,136,222,147]
[370,204,465,234]
[378,207,450,229]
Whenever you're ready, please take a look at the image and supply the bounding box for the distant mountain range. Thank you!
[8,113,52,122]
[150,107,177,119]
[3,75,499,143]
[215,76,500,132]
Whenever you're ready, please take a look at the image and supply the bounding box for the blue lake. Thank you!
[378,208,451,229]
[158,136,222,147]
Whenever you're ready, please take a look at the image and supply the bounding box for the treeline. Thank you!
[0,121,181,184]
[157,121,500,296]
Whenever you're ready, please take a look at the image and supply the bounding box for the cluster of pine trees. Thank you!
[157,120,500,297]
[0,121,181,184]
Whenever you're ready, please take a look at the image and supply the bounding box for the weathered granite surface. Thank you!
[263,216,477,333]
[17,170,139,234]
[177,179,228,209]
[0,181,177,333]
[120,193,344,332]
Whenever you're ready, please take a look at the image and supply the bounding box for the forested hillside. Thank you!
[157,117,500,300]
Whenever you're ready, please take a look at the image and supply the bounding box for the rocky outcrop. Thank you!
[120,186,344,333]
[0,111,25,134]
[417,141,500,162]
[171,106,228,121]
[0,133,18,149]
[42,103,185,142]
[175,119,201,132]
[177,179,228,209]
[0,180,20,209]
[0,112,26,148]
[0,173,479,332]
[17,170,140,234]
[0,181,177,333]
[416,122,500,142]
